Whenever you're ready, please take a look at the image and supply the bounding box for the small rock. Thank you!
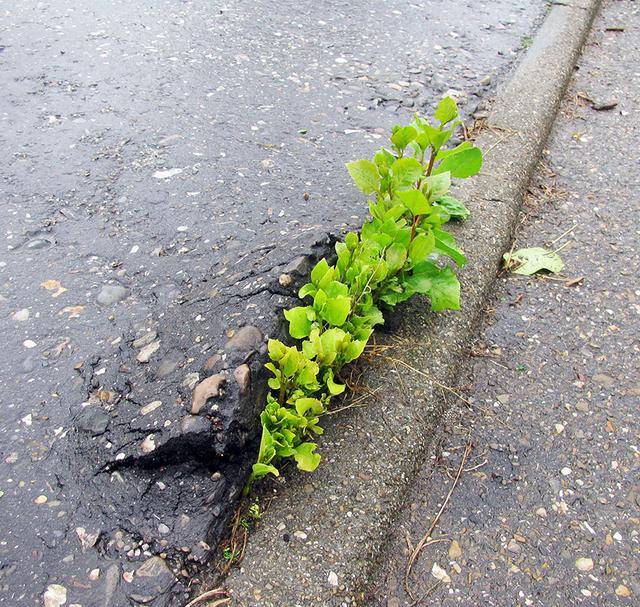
[293,531,307,540]
[203,354,221,372]
[158,523,170,535]
[431,562,451,584]
[191,374,225,414]
[615,584,632,597]
[97,285,128,306]
[153,168,182,179]
[224,326,263,353]
[137,340,160,363]
[506,539,521,553]
[278,273,293,287]
[496,394,510,404]
[536,507,547,518]
[575,400,589,412]
[591,98,618,111]
[561,467,572,476]
[575,557,594,572]
[140,435,156,454]
[128,556,175,602]
[157,358,179,377]
[234,364,251,395]
[140,401,162,416]
[327,571,339,588]
[89,568,100,581]
[182,372,200,389]
[35,495,48,505]
[132,331,158,349]
[75,527,101,552]
[43,584,67,607]
[448,540,462,559]
[12,309,29,322]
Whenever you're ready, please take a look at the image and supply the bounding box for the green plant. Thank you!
[246,97,482,489]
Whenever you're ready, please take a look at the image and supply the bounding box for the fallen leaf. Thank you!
[41,280,67,298]
[503,247,564,275]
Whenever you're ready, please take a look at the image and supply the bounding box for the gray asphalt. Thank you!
[1,1,546,605]
[371,1,640,604]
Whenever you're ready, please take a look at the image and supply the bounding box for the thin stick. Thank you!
[378,355,473,407]
[184,588,229,607]
[403,441,473,598]
[548,224,577,246]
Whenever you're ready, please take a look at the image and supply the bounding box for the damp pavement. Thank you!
[371,1,640,605]
[1,1,547,605]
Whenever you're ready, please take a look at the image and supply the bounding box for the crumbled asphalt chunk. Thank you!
[0,0,547,605]
[373,3,639,604]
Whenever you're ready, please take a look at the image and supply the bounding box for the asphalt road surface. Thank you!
[1,1,545,605]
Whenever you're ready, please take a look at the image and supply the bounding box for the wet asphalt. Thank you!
[1,1,547,605]
[371,1,640,605]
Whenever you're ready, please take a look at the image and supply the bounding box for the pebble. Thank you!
[327,571,339,587]
[137,340,160,363]
[43,584,67,607]
[575,557,594,572]
[536,507,547,518]
[561,467,572,476]
[140,401,162,416]
[97,284,128,306]
[23,340,37,349]
[140,435,156,453]
[507,538,521,553]
[234,364,251,395]
[12,309,29,322]
[153,168,182,179]
[191,374,225,414]
[35,495,48,505]
[575,400,589,412]
[224,325,263,353]
[278,273,293,287]
[293,530,307,540]
[158,523,170,535]
[615,584,632,597]
[448,539,462,559]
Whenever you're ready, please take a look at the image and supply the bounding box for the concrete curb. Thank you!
[224,1,601,604]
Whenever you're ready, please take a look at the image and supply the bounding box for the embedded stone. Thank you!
[191,374,226,414]
[234,364,251,395]
[224,326,262,353]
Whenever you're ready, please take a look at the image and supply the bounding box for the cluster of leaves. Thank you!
[247,97,482,488]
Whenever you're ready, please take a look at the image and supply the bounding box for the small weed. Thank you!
[246,97,482,490]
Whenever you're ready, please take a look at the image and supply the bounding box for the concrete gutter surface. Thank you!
[225,0,602,604]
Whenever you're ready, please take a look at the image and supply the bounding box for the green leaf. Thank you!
[391,125,417,151]
[295,397,324,416]
[427,266,460,311]
[434,229,466,266]
[434,195,470,220]
[374,147,396,175]
[325,369,346,395]
[284,306,314,339]
[298,283,316,299]
[323,296,351,326]
[435,147,482,178]
[434,96,459,125]
[397,189,429,216]
[251,462,280,479]
[345,232,359,250]
[346,159,380,194]
[293,443,321,472]
[391,157,423,189]
[386,242,407,273]
[267,339,287,361]
[503,247,564,275]
[311,258,331,285]
[424,172,451,200]
[408,262,460,310]
[408,231,435,264]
